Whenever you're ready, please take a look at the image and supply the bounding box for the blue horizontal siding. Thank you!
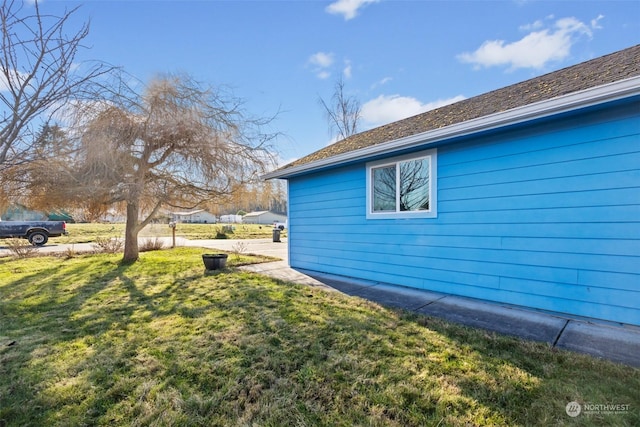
[291,222,638,240]
[292,203,640,223]
[290,235,640,272]
[438,105,639,168]
[440,146,640,191]
[441,170,639,201]
[440,187,639,212]
[288,231,635,258]
[287,101,640,325]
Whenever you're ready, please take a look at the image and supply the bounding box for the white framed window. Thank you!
[366,148,437,219]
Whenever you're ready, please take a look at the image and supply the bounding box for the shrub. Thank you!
[5,238,38,258]
[92,237,124,253]
[214,226,228,239]
[63,245,78,259]
[139,237,165,252]
[231,241,248,260]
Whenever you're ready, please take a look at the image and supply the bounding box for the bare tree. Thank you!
[0,0,113,170]
[372,159,430,212]
[319,76,361,141]
[43,75,277,262]
[399,159,429,211]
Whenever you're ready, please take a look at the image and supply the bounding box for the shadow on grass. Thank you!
[0,253,638,426]
[0,254,213,425]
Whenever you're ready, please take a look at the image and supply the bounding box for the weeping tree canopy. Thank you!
[36,74,278,262]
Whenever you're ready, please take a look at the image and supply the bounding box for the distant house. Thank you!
[171,209,217,224]
[242,211,287,225]
[219,214,243,223]
[264,45,640,326]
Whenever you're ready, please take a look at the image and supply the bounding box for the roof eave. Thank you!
[263,75,640,180]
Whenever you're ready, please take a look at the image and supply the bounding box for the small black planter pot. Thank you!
[202,253,228,270]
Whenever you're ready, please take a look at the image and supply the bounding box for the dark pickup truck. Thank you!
[0,219,68,246]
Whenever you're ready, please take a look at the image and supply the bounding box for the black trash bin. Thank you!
[272,228,281,242]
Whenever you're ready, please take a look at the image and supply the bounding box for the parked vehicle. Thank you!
[0,218,68,246]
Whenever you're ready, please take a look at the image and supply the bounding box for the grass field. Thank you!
[1,249,638,426]
[51,222,286,244]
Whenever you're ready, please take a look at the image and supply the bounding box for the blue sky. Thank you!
[38,0,640,164]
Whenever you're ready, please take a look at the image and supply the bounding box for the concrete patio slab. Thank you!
[239,261,335,291]
[556,321,640,367]
[350,283,445,311]
[416,296,569,344]
[303,274,377,295]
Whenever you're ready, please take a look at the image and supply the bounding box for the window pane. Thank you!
[399,158,430,211]
[372,165,396,212]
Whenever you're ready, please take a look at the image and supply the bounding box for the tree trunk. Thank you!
[122,201,140,263]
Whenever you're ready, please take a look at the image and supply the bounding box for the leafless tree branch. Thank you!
[319,76,361,141]
[0,0,114,170]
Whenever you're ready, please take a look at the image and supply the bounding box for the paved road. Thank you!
[0,237,288,261]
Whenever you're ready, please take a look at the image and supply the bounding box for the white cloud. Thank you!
[326,0,379,21]
[308,52,334,68]
[591,14,605,30]
[0,77,9,92]
[458,16,600,71]
[519,19,544,32]
[317,70,331,80]
[371,76,392,89]
[0,69,29,92]
[343,61,352,79]
[307,51,335,79]
[307,53,355,80]
[361,94,466,127]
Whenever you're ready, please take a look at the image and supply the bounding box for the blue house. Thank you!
[265,45,640,326]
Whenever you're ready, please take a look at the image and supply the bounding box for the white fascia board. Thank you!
[263,76,640,180]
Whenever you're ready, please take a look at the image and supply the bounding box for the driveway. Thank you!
[182,238,288,262]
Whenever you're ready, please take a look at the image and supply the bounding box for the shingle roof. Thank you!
[280,44,640,172]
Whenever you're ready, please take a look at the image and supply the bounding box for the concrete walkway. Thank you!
[3,237,638,367]
[224,240,640,368]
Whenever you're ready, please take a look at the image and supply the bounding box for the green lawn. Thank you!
[0,249,638,426]
[50,222,285,244]
[1,223,284,248]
